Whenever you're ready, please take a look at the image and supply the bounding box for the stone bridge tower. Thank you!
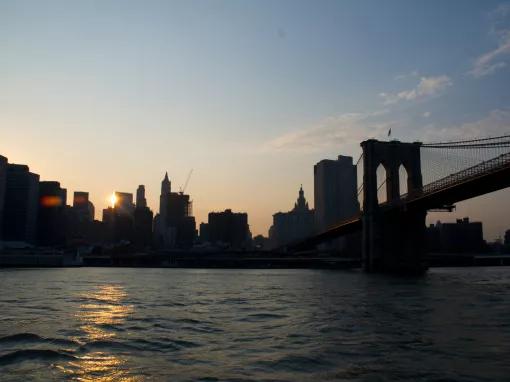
[361,139,427,274]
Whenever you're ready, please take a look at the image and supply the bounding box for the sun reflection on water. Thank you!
[60,284,140,381]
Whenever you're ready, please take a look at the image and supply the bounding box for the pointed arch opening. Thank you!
[376,163,388,204]
[399,164,409,197]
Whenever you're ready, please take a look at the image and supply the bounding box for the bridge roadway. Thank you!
[288,152,510,251]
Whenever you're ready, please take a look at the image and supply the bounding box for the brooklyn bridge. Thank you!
[287,134,510,274]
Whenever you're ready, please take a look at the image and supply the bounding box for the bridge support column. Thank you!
[361,139,427,274]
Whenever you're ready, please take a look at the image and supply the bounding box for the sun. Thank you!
[109,193,117,208]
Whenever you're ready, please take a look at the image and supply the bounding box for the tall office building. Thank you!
[136,185,147,208]
[2,164,40,244]
[73,191,94,223]
[134,185,153,248]
[66,191,96,244]
[38,181,67,246]
[0,155,7,241]
[114,192,135,216]
[314,155,359,232]
[102,191,135,243]
[314,155,360,253]
[154,172,196,248]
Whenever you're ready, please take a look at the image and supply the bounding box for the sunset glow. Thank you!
[109,193,117,208]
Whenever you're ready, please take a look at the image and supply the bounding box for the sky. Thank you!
[1,0,510,239]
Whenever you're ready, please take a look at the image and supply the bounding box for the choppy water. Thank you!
[0,267,509,381]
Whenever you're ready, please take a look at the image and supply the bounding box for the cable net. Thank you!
[354,134,510,209]
[419,134,510,196]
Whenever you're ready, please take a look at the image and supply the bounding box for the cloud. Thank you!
[264,107,510,154]
[469,32,510,78]
[380,75,453,105]
[421,109,510,142]
[264,111,394,153]
[469,5,510,78]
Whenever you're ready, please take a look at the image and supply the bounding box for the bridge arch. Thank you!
[360,139,425,273]
[376,163,388,204]
[399,164,409,197]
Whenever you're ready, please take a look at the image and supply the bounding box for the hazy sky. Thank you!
[1,0,510,239]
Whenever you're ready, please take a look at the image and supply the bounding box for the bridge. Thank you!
[288,134,510,274]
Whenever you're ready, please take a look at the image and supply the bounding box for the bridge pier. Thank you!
[361,139,428,274]
[362,208,427,274]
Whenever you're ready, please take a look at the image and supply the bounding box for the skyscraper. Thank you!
[2,164,40,244]
[0,155,7,242]
[159,172,171,228]
[134,185,153,248]
[114,192,135,216]
[73,192,95,223]
[102,191,135,243]
[136,185,147,208]
[314,155,359,232]
[154,172,196,248]
[38,181,67,246]
[314,155,360,253]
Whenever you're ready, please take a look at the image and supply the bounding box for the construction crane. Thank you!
[179,169,193,194]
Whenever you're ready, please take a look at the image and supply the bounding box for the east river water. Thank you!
[0,267,509,381]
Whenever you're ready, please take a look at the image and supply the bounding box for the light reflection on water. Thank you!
[0,267,509,381]
[63,284,137,381]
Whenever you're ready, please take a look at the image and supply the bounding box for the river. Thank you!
[0,267,509,381]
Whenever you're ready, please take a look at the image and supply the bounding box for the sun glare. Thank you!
[109,193,117,208]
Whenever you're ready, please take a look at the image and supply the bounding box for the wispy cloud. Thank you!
[469,4,510,78]
[379,75,452,105]
[264,111,394,153]
[421,109,510,142]
[469,32,510,78]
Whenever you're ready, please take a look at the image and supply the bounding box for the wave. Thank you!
[239,313,288,322]
[0,333,79,347]
[0,349,76,366]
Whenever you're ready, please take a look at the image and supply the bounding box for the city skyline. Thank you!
[2,1,510,238]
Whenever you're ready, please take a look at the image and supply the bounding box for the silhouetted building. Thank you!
[269,185,315,248]
[206,209,251,249]
[66,191,97,245]
[154,173,196,248]
[0,155,7,242]
[134,185,153,248]
[101,191,136,243]
[37,181,67,246]
[314,155,359,231]
[199,222,210,243]
[102,206,134,243]
[314,155,360,252]
[252,234,270,250]
[115,192,135,216]
[426,218,485,253]
[136,185,147,208]
[505,230,510,246]
[73,191,94,223]
[2,164,40,244]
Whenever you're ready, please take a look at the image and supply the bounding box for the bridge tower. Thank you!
[361,139,427,274]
